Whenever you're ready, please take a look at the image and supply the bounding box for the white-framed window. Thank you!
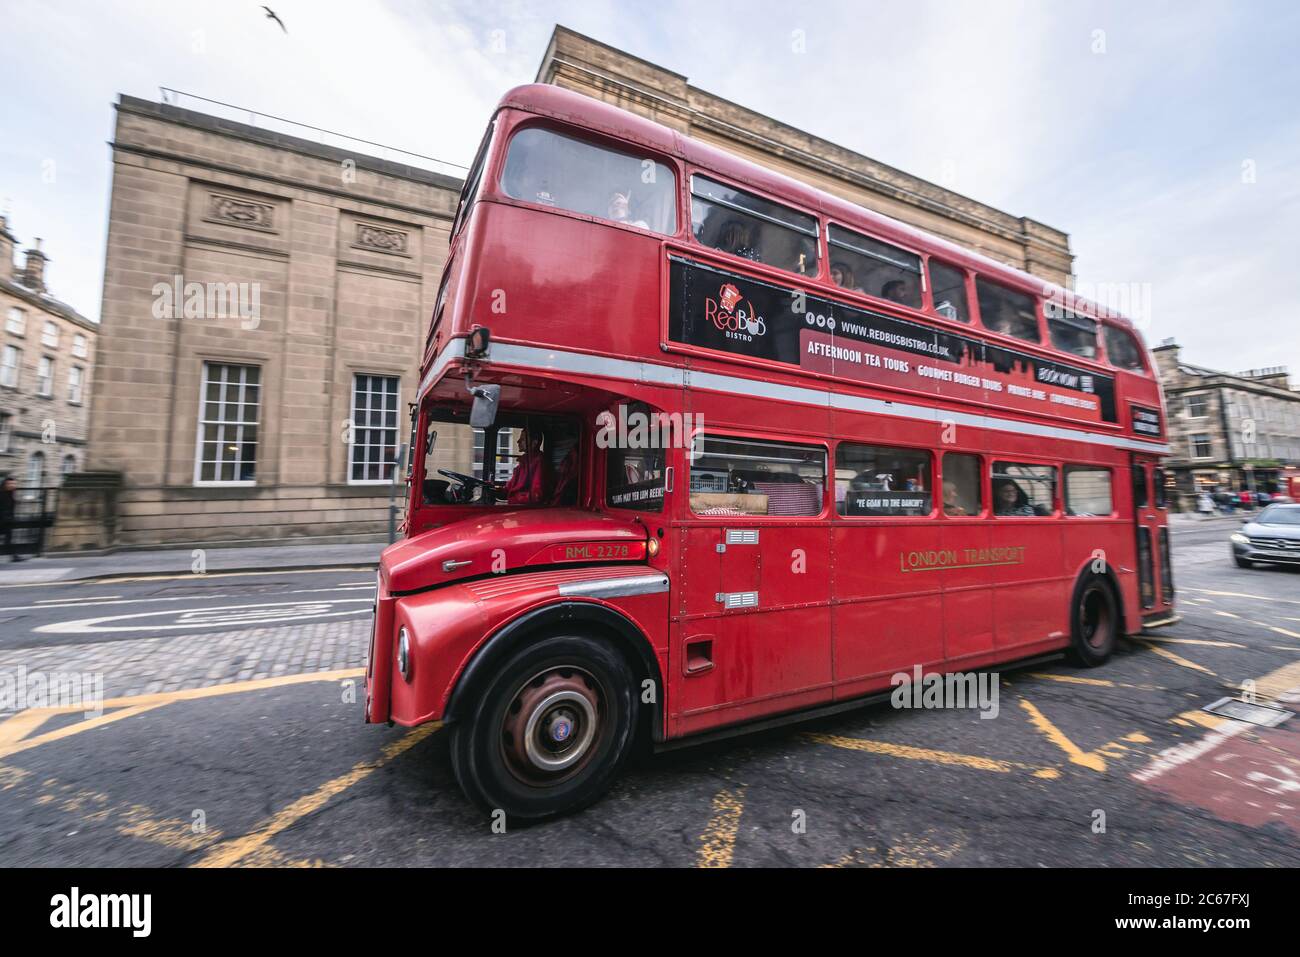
[1184,393,1208,417]
[41,320,59,348]
[0,413,11,453]
[0,345,18,388]
[5,307,25,336]
[61,454,77,480]
[36,356,54,396]
[26,450,45,490]
[72,333,88,358]
[1190,433,1213,459]
[67,365,83,404]
[195,362,260,485]
[349,374,400,483]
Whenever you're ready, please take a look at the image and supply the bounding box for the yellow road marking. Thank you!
[0,709,59,750]
[1017,700,1106,772]
[696,786,746,868]
[0,669,367,758]
[1028,672,1114,687]
[1141,636,1245,649]
[1139,641,1216,676]
[1027,672,1165,691]
[195,723,440,868]
[806,732,1059,778]
[1213,610,1241,619]
[1271,626,1300,640]
[0,705,163,761]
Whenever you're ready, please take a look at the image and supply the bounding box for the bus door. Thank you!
[1130,455,1173,616]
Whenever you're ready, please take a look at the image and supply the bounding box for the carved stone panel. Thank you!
[204,192,276,232]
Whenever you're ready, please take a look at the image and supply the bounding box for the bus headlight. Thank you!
[1230,533,1248,545]
[397,627,412,681]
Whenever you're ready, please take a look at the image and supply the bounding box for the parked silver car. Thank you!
[1231,503,1300,568]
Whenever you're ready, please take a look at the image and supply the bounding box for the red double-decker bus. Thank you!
[365,84,1174,820]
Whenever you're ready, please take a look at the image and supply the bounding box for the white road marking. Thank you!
[34,599,375,635]
[0,584,375,614]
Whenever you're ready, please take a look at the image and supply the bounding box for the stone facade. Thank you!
[91,27,1076,547]
[0,217,97,491]
[1153,341,1300,499]
[89,96,462,546]
[536,27,1075,286]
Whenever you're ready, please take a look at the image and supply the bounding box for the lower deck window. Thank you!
[690,435,825,517]
[1065,467,1113,516]
[992,462,1056,517]
[835,443,932,516]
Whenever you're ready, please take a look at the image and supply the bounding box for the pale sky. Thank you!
[1,0,1297,376]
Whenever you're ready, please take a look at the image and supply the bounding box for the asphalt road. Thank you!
[2,520,1298,867]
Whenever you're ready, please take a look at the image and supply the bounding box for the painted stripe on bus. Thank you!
[420,338,1171,456]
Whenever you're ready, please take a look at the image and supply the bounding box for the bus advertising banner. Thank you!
[667,255,1118,426]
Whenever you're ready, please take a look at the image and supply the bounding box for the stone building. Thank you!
[89,96,463,546]
[89,26,1074,546]
[536,27,1075,286]
[1153,340,1300,500]
[0,217,97,491]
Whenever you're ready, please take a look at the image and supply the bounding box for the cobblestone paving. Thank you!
[0,618,371,712]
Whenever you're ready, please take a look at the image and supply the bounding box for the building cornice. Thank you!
[0,276,97,332]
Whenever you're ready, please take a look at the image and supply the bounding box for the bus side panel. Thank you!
[832,522,945,693]
[990,520,1067,648]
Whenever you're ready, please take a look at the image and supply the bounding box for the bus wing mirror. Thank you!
[469,384,500,428]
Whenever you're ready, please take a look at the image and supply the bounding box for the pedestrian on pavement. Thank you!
[1,475,25,563]
[1196,490,1215,517]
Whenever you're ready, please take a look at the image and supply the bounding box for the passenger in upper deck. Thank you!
[881,279,909,304]
[607,189,649,229]
[830,261,864,293]
[717,220,761,262]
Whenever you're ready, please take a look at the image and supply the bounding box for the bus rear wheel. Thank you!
[1068,577,1119,667]
[449,634,637,822]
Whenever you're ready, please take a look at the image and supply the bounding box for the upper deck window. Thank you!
[1047,306,1099,359]
[976,278,1040,343]
[502,127,677,235]
[691,176,819,278]
[827,226,922,308]
[1104,325,1147,372]
[928,260,970,323]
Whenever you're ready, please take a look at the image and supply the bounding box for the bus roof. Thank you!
[497,83,1141,337]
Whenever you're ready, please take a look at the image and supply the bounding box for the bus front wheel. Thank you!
[449,633,637,822]
[1067,577,1119,668]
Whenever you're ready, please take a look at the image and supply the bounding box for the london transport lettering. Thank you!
[901,545,1027,573]
[668,257,1118,426]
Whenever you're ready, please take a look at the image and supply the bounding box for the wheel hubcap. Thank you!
[501,667,604,786]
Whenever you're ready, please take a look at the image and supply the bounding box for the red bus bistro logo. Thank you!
[705,282,766,341]
[50,887,151,937]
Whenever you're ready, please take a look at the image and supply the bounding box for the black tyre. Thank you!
[1233,554,1254,569]
[449,634,637,822]
[1067,576,1119,667]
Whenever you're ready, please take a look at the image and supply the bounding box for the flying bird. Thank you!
[262,6,287,33]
